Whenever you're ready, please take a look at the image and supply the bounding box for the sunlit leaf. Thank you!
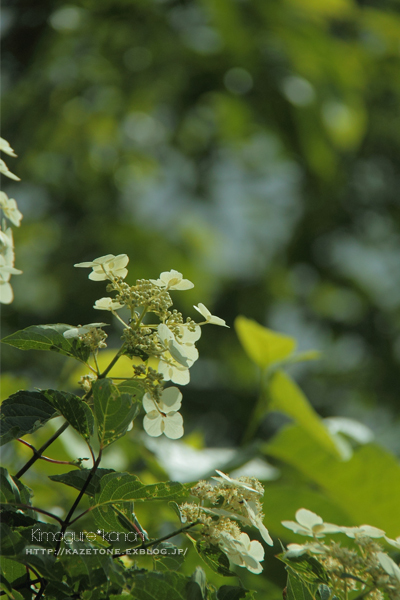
[235,316,296,370]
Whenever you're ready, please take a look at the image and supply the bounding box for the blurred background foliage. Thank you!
[2,0,400,592]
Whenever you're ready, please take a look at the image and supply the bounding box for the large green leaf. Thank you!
[235,316,296,370]
[286,569,315,600]
[0,467,33,512]
[0,390,58,446]
[49,468,115,497]
[265,424,400,535]
[126,570,190,600]
[1,324,91,363]
[42,389,94,441]
[92,379,140,448]
[268,371,341,458]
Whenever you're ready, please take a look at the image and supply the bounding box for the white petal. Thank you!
[163,413,184,439]
[377,552,400,582]
[281,521,311,536]
[248,539,265,562]
[296,509,323,530]
[160,387,182,412]
[143,413,163,437]
[194,303,210,319]
[0,281,13,304]
[142,393,157,414]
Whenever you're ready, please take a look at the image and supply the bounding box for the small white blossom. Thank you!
[0,138,17,157]
[63,323,108,339]
[74,254,129,281]
[0,158,20,181]
[243,500,273,546]
[385,536,400,550]
[194,303,228,327]
[0,228,22,304]
[285,542,326,558]
[211,471,262,495]
[281,509,343,538]
[150,269,194,291]
[0,192,23,227]
[158,354,190,385]
[158,324,199,367]
[341,525,386,539]
[93,297,125,311]
[377,552,400,583]
[142,387,184,439]
[219,532,264,574]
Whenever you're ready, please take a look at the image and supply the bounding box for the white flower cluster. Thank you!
[282,508,400,599]
[71,256,229,439]
[181,471,272,575]
[0,138,22,304]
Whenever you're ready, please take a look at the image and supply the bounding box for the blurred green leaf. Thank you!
[235,316,296,370]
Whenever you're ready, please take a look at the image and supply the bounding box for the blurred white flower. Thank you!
[194,303,228,327]
[377,552,400,582]
[219,532,264,574]
[0,228,22,304]
[0,158,20,181]
[385,536,400,550]
[0,138,17,157]
[285,542,326,557]
[0,192,23,227]
[158,323,199,367]
[282,509,342,538]
[74,254,129,281]
[158,354,190,385]
[243,500,273,546]
[342,525,386,539]
[142,387,184,439]
[63,323,108,339]
[211,470,262,495]
[93,297,125,311]
[150,269,194,291]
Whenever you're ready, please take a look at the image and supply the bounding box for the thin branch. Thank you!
[17,438,79,465]
[15,421,70,479]
[112,521,199,558]
[3,503,64,524]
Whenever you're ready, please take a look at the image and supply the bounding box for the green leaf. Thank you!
[194,540,236,577]
[42,389,94,441]
[92,379,140,448]
[217,587,256,600]
[93,472,191,505]
[0,557,27,588]
[0,391,58,446]
[187,567,207,600]
[278,553,329,586]
[268,371,342,458]
[286,570,315,600]
[2,324,91,363]
[153,543,186,573]
[127,571,189,600]
[116,379,144,398]
[235,316,296,370]
[49,468,115,496]
[0,525,26,557]
[0,468,33,513]
[266,424,400,534]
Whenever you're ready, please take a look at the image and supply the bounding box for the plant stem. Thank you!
[112,521,199,558]
[99,344,126,379]
[15,421,70,479]
[17,438,79,466]
[5,503,64,524]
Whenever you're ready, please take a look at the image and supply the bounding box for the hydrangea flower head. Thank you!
[74,254,129,281]
[150,269,194,291]
[219,532,264,574]
[142,387,184,439]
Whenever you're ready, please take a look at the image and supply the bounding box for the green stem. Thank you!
[15,421,70,479]
[112,521,199,558]
[99,344,127,379]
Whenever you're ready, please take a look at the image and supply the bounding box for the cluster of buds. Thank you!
[282,508,400,600]
[0,138,23,304]
[180,470,273,574]
[65,254,228,439]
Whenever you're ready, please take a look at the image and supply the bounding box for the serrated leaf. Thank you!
[153,543,186,573]
[235,316,296,370]
[93,472,190,505]
[116,380,144,398]
[268,371,342,458]
[0,467,33,512]
[92,379,140,448]
[42,389,94,441]
[194,540,236,577]
[49,468,115,497]
[0,524,26,557]
[286,569,315,600]
[2,324,90,363]
[0,391,58,446]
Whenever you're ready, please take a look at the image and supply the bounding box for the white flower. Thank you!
[281,509,343,538]
[142,387,184,439]
[0,228,22,304]
[93,297,125,311]
[157,324,199,367]
[74,254,129,281]
[0,158,20,181]
[342,525,386,539]
[63,323,108,339]
[150,269,194,291]
[385,536,400,550]
[0,138,17,157]
[158,354,190,385]
[219,532,264,574]
[194,303,229,327]
[211,471,262,495]
[285,542,326,558]
[0,192,23,227]
[243,500,273,546]
[377,552,400,583]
